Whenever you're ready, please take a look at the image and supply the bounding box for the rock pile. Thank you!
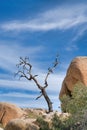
[0,102,70,130]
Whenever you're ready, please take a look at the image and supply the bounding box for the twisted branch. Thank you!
[44,54,59,88]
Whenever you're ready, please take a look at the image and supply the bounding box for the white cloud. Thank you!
[66,44,79,51]
[0,91,59,101]
[0,73,65,93]
[0,43,44,72]
[0,92,61,110]
[0,92,37,98]
[71,25,87,42]
[0,79,36,90]
[1,4,87,32]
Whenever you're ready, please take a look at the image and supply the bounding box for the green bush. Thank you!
[37,113,70,130]
[51,113,77,130]
[36,117,50,130]
[61,82,87,113]
[51,113,66,130]
[0,123,4,128]
[60,82,87,130]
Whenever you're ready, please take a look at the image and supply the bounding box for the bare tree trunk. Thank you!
[42,88,53,112]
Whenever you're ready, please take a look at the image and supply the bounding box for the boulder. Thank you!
[5,119,39,130]
[59,57,87,98]
[0,102,25,127]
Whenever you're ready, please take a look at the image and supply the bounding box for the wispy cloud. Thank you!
[0,91,59,101]
[1,4,87,32]
[0,73,65,93]
[0,73,64,110]
[65,44,79,51]
[0,43,44,72]
[0,79,36,90]
[0,91,61,110]
[71,25,87,42]
[0,92,37,98]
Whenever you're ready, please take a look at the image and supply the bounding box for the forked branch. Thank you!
[16,57,42,89]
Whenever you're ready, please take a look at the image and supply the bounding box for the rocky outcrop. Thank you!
[5,119,39,130]
[0,102,25,127]
[4,108,70,130]
[59,57,87,99]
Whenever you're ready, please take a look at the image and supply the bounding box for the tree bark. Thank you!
[41,88,53,112]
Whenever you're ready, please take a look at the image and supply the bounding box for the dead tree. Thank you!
[15,55,59,113]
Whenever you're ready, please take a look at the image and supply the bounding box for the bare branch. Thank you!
[16,57,42,90]
[53,54,59,68]
[16,70,30,80]
[19,57,32,70]
[31,76,42,90]
[36,93,43,100]
[33,75,38,78]
[44,54,59,88]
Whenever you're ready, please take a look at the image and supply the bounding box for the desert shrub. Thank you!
[37,113,68,130]
[51,113,78,130]
[61,82,87,113]
[51,113,66,130]
[60,82,87,130]
[0,123,4,128]
[36,117,50,130]
[60,95,71,112]
[37,113,81,130]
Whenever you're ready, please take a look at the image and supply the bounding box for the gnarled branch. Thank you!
[16,57,42,90]
[44,54,59,88]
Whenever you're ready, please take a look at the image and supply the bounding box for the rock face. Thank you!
[5,119,39,130]
[59,57,87,98]
[0,102,25,127]
[0,128,4,130]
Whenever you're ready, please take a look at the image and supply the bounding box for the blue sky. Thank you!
[0,0,87,111]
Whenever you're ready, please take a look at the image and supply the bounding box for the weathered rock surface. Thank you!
[0,128,4,130]
[23,108,46,119]
[59,57,87,98]
[0,102,25,127]
[5,119,39,130]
